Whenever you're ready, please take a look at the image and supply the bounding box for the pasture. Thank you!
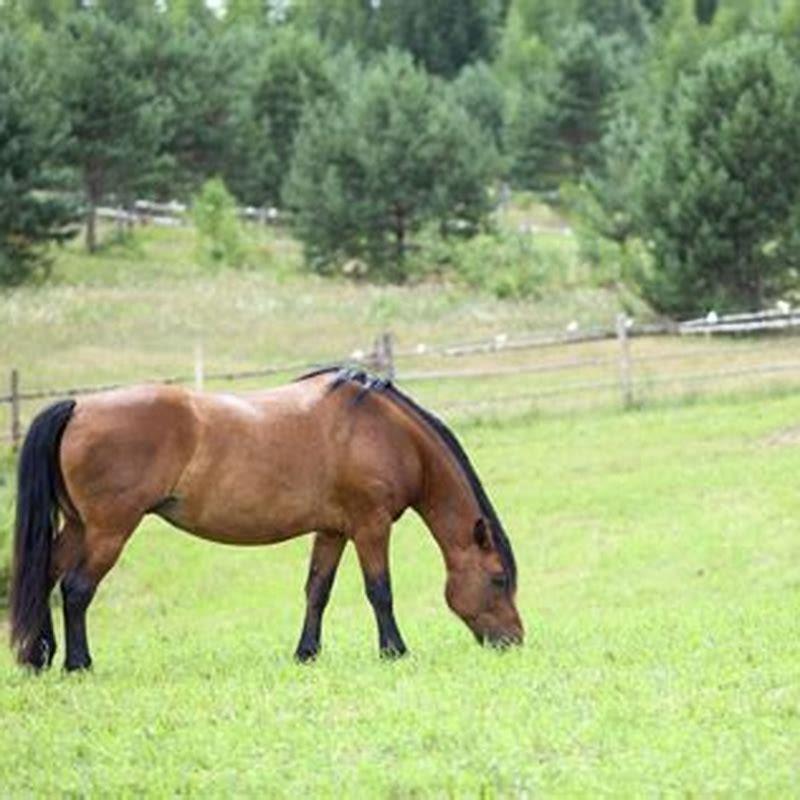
[1,392,800,796]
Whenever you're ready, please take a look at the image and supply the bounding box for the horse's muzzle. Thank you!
[477,627,524,649]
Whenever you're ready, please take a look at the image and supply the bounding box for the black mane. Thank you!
[297,365,517,589]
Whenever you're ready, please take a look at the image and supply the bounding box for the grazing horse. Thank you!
[9,367,523,672]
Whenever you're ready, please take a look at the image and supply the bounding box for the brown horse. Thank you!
[9,367,522,671]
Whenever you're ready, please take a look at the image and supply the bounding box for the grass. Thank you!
[0,222,637,438]
[1,222,800,795]
[4,222,800,434]
[1,393,800,795]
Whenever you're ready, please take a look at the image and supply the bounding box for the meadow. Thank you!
[1,393,800,795]
[1,224,800,796]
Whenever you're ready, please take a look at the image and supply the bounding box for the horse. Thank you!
[9,366,523,672]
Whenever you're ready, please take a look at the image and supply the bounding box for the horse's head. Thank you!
[444,518,524,647]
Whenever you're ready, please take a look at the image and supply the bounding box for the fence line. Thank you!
[4,308,800,448]
[434,360,800,412]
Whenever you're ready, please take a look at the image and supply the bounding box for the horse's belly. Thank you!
[156,391,344,544]
[161,461,337,545]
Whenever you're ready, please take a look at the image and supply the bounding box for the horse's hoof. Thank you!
[63,658,93,673]
[379,644,408,660]
[294,647,319,664]
[20,638,56,672]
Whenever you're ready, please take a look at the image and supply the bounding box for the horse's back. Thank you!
[56,377,421,543]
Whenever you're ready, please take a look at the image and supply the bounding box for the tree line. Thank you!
[2,0,800,313]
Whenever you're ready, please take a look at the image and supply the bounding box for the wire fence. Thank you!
[4,309,800,449]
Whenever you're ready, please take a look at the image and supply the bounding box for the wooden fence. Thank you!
[4,309,800,450]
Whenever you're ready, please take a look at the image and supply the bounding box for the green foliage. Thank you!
[379,0,507,78]
[450,61,507,152]
[0,29,77,285]
[231,27,334,206]
[506,23,636,188]
[54,11,167,250]
[633,34,800,313]
[192,178,245,268]
[299,0,506,78]
[451,232,549,299]
[145,20,256,200]
[285,51,499,280]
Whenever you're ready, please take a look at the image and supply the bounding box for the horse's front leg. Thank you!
[352,518,407,658]
[294,531,346,662]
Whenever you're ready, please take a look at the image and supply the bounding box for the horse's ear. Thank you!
[474,518,491,550]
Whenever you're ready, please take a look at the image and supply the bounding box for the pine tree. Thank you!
[285,51,499,277]
[634,35,800,312]
[55,11,167,251]
[0,31,78,284]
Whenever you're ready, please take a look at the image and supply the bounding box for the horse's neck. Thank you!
[413,434,480,568]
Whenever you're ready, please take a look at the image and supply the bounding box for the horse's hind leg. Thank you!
[295,531,346,662]
[19,519,83,670]
[60,518,139,671]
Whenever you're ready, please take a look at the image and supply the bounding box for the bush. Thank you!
[449,232,559,300]
[192,178,246,268]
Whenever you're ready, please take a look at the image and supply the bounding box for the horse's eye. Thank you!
[490,573,508,590]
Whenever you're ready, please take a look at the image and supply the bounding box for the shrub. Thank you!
[450,232,555,300]
[192,178,246,268]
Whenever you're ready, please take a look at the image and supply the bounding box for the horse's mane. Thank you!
[296,364,517,589]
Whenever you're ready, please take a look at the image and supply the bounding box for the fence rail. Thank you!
[4,308,800,449]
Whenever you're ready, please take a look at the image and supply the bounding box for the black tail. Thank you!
[9,399,75,663]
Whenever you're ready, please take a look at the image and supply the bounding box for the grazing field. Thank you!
[2,392,800,796]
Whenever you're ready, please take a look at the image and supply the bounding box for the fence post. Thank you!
[381,331,395,381]
[615,314,633,409]
[194,343,204,391]
[10,368,21,451]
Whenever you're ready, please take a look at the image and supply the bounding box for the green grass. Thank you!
[2,393,800,796]
[0,224,627,389]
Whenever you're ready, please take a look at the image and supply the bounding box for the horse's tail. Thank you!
[9,399,76,662]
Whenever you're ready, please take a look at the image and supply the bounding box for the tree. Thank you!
[380,0,507,78]
[451,62,507,153]
[55,11,167,250]
[230,27,334,205]
[0,30,77,285]
[192,177,245,268]
[575,0,649,42]
[144,19,253,201]
[633,35,800,312]
[284,51,499,278]
[506,23,635,188]
[298,0,507,77]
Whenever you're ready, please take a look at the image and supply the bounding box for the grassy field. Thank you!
[2,221,800,795]
[4,223,800,437]
[1,392,800,796]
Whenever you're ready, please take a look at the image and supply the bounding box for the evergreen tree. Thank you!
[506,23,635,188]
[54,11,167,250]
[144,19,252,200]
[634,35,800,312]
[285,51,499,277]
[451,62,507,152]
[231,27,333,205]
[0,31,78,284]
[381,0,507,78]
